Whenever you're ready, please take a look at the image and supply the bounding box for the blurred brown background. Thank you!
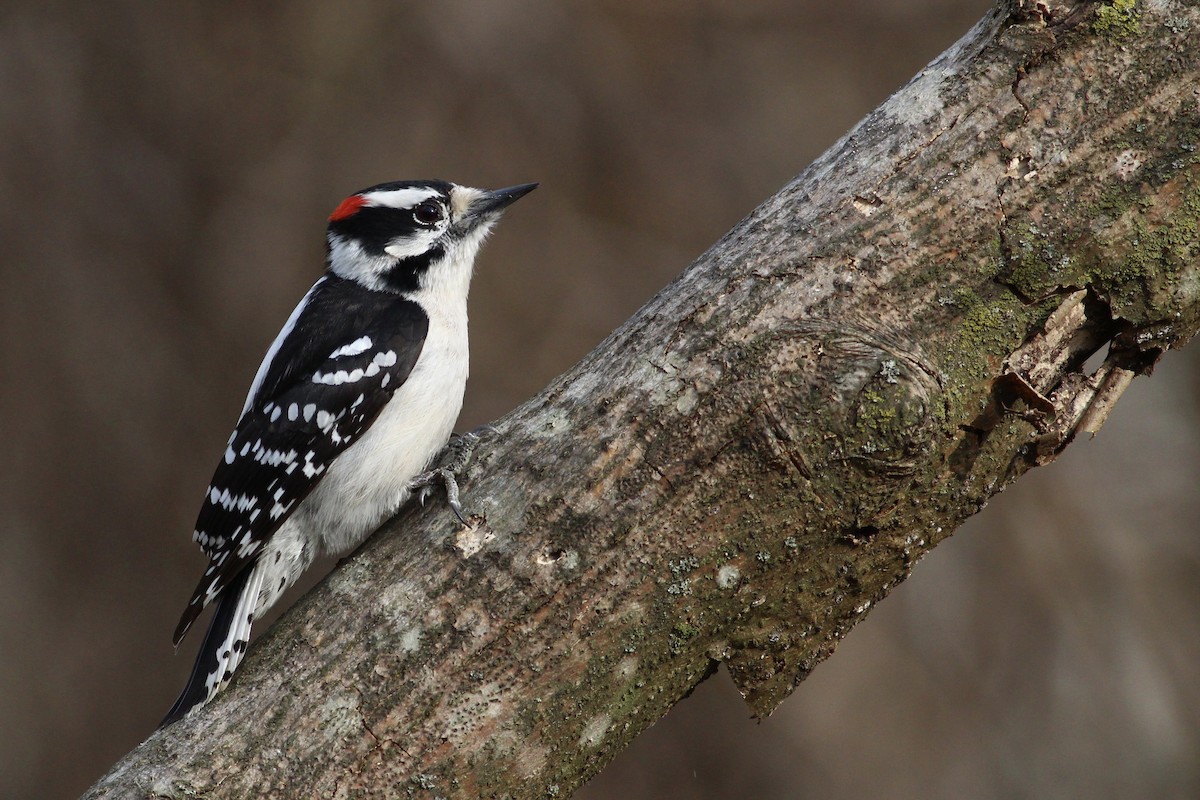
[2,2,1197,798]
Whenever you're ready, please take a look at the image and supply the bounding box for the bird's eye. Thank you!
[413,202,443,226]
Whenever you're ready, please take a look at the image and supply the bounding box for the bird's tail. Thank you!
[160,562,265,727]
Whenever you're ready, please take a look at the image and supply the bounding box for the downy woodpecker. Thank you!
[162,179,536,725]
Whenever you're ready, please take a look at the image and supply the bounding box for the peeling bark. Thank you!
[85,2,1200,797]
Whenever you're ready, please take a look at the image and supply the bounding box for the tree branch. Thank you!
[86,1,1200,796]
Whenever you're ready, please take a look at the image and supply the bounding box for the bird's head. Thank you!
[325,180,537,296]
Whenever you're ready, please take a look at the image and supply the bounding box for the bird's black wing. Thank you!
[173,276,428,644]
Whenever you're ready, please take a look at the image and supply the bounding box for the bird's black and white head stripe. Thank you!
[325,180,536,294]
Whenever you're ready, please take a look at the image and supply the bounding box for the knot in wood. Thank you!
[818,329,941,478]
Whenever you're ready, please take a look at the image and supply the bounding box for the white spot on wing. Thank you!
[312,367,368,386]
[208,486,259,513]
[330,336,373,359]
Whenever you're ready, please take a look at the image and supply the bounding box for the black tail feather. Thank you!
[160,566,253,728]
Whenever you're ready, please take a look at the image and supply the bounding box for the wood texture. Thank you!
[86,1,1200,796]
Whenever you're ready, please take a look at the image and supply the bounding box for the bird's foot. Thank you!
[409,425,499,525]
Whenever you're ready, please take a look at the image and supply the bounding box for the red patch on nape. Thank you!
[328,194,368,222]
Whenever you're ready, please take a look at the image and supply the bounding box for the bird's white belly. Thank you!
[300,320,468,554]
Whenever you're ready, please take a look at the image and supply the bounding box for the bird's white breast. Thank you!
[302,299,469,553]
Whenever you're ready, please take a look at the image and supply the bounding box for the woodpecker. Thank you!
[161,179,536,726]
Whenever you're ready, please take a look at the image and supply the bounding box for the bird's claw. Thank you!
[408,425,498,526]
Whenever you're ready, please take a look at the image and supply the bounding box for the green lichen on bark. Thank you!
[1100,168,1200,325]
[1093,0,1142,39]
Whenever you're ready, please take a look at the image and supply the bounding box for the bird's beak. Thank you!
[459,183,538,229]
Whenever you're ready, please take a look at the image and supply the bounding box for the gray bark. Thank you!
[85,1,1200,797]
